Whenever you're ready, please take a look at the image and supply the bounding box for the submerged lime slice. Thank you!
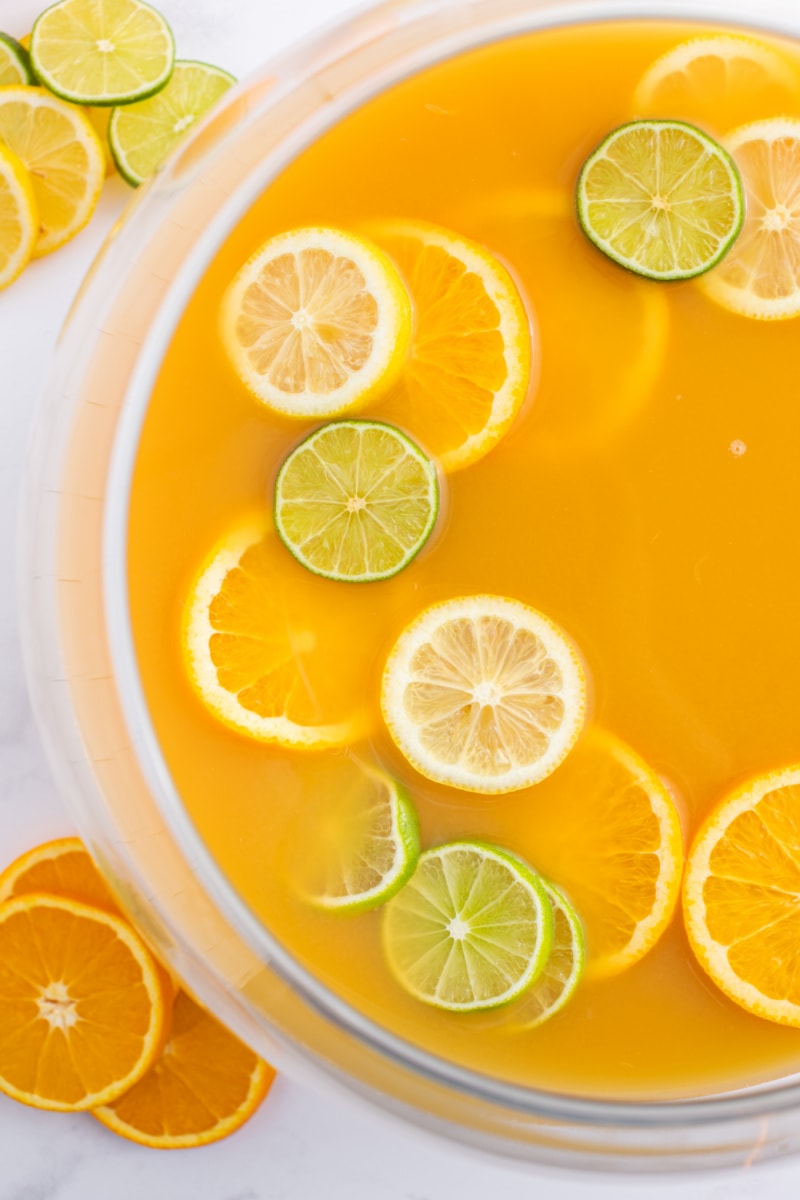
[382,841,554,1012]
[275,420,438,583]
[577,119,744,280]
[303,762,420,914]
[30,0,174,106]
[109,59,235,186]
[505,880,585,1030]
[0,33,34,85]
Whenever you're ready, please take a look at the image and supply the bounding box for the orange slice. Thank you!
[93,990,274,1147]
[513,727,684,978]
[0,836,118,910]
[368,220,532,472]
[0,893,165,1110]
[684,767,800,1026]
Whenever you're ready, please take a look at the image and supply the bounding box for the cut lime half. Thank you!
[275,421,439,583]
[505,880,585,1030]
[0,33,34,85]
[109,60,235,186]
[302,762,420,914]
[382,841,554,1012]
[577,119,744,281]
[30,0,174,106]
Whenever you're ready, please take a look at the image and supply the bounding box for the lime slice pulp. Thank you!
[275,420,439,583]
[505,880,585,1029]
[30,0,174,106]
[0,33,34,85]
[382,840,554,1012]
[109,60,235,187]
[577,119,744,281]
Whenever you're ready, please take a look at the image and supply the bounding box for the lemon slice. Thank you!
[699,119,800,320]
[297,760,420,913]
[684,766,800,1027]
[0,143,38,289]
[0,86,104,256]
[367,220,532,472]
[182,519,373,749]
[633,35,799,130]
[109,60,235,187]
[382,840,553,1012]
[274,420,439,583]
[221,227,412,419]
[577,120,744,281]
[0,32,34,84]
[504,881,585,1030]
[30,0,174,106]
[381,595,586,795]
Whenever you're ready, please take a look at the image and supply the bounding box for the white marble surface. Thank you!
[4,0,800,1195]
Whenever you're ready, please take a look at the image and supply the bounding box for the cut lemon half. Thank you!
[221,226,412,419]
[367,220,532,472]
[30,0,174,106]
[633,35,799,130]
[516,727,684,979]
[504,880,585,1030]
[274,420,438,583]
[0,32,34,84]
[684,766,800,1027]
[182,519,371,748]
[381,595,586,795]
[109,59,235,186]
[93,990,274,1148]
[0,86,104,256]
[0,836,118,911]
[0,894,165,1111]
[382,840,553,1012]
[699,119,800,320]
[296,759,420,913]
[0,142,38,288]
[577,120,744,280]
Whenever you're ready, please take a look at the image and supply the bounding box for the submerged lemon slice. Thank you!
[221,226,412,419]
[0,86,104,256]
[367,220,532,472]
[0,142,38,289]
[577,120,744,281]
[382,840,553,1012]
[699,119,800,320]
[182,520,373,748]
[381,595,586,795]
[684,766,800,1027]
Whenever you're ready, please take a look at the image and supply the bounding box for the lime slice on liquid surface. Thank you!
[504,880,585,1029]
[382,840,554,1012]
[0,33,34,85]
[577,119,744,280]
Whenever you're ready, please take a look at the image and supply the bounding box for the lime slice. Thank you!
[577,120,744,281]
[274,420,439,583]
[0,33,34,85]
[505,881,584,1030]
[301,762,420,914]
[109,60,235,187]
[30,0,174,106]
[382,841,553,1012]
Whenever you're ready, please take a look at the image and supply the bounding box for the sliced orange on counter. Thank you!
[0,835,118,910]
[93,990,274,1147]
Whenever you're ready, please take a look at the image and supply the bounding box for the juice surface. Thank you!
[128,19,800,1099]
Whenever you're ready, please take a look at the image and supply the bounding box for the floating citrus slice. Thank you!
[382,840,553,1012]
[0,142,38,289]
[633,34,798,130]
[109,59,235,186]
[504,880,585,1030]
[30,0,174,106]
[577,120,743,280]
[0,836,118,910]
[381,595,586,794]
[0,32,34,84]
[182,519,371,748]
[699,119,800,320]
[0,87,104,256]
[684,766,800,1027]
[274,420,438,583]
[93,990,274,1147]
[0,894,165,1110]
[221,226,412,419]
[367,220,532,471]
